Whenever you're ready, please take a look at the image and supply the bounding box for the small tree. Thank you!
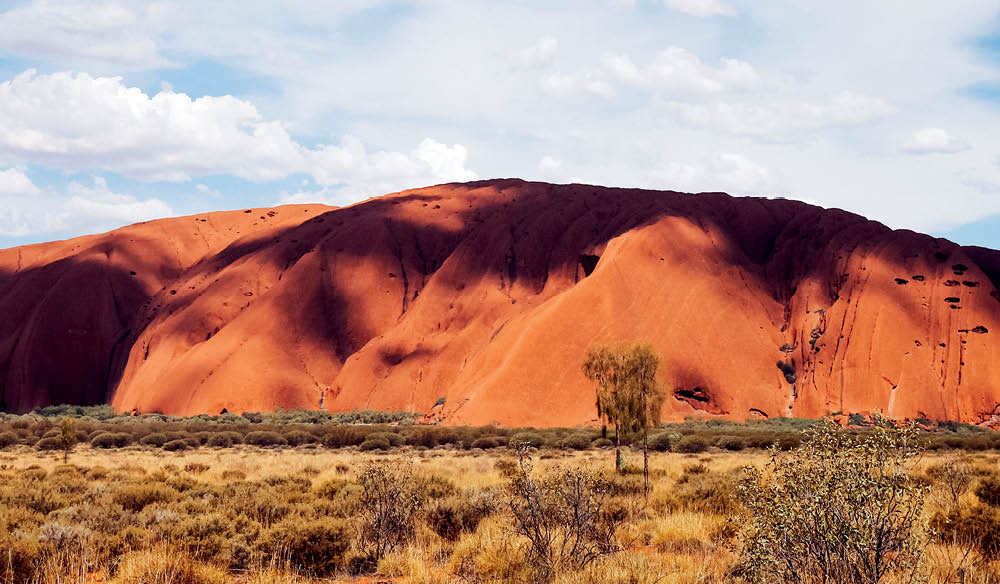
[582,344,664,493]
[358,461,421,565]
[506,441,622,580]
[58,417,77,464]
[738,418,929,584]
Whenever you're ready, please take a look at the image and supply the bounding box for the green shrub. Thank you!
[367,431,403,447]
[359,438,390,451]
[738,420,927,584]
[717,436,746,451]
[284,430,318,446]
[648,433,672,452]
[35,436,63,451]
[322,427,366,448]
[673,435,709,453]
[591,437,613,448]
[470,436,505,449]
[206,433,233,448]
[245,431,288,447]
[90,432,131,448]
[511,432,545,449]
[558,433,592,450]
[163,439,191,451]
[140,433,168,447]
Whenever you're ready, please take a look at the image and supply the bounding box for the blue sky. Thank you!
[1,1,1000,249]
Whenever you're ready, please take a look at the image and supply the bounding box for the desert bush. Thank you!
[163,439,191,451]
[359,437,391,451]
[358,462,421,564]
[931,505,1000,556]
[975,474,1000,507]
[738,419,928,584]
[495,458,519,479]
[717,436,746,451]
[559,433,592,451]
[113,484,179,512]
[413,473,457,500]
[591,437,613,449]
[367,431,403,447]
[506,446,623,580]
[283,430,318,446]
[511,431,546,449]
[207,433,234,448]
[35,436,63,451]
[246,431,288,447]
[426,489,502,541]
[647,432,672,452]
[140,433,168,447]
[673,435,709,453]
[184,462,210,474]
[405,427,439,448]
[0,431,19,448]
[447,518,531,583]
[0,532,43,584]
[470,436,506,449]
[926,461,973,513]
[90,432,131,448]
[262,517,352,577]
[322,426,366,448]
[672,469,740,514]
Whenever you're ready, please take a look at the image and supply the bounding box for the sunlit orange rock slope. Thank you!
[1,179,999,426]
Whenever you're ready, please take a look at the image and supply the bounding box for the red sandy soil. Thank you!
[1,179,999,426]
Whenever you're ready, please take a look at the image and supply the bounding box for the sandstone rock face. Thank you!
[1,180,998,426]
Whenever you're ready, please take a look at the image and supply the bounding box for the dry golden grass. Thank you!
[0,444,998,583]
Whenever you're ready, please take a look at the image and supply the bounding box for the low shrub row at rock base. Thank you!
[2,407,999,454]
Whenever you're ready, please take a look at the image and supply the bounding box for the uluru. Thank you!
[1,179,999,427]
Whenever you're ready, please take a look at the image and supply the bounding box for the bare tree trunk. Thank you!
[643,426,649,499]
[615,425,624,473]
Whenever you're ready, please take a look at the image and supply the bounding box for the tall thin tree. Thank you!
[582,344,664,494]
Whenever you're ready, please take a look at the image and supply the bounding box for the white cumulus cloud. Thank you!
[514,36,558,68]
[0,168,41,197]
[663,0,737,17]
[603,47,758,96]
[0,70,478,200]
[648,153,771,194]
[304,136,477,200]
[0,172,172,238]
[662,91,895,137]
[900,127,969,154]
[0,1,172,69]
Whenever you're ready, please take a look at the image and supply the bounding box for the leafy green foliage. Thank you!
[738,419,928,584]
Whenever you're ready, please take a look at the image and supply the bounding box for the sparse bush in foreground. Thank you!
[738,419,928,584]
[358,462,421,564]
[506,444,623,580]
[262,517,352,577]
